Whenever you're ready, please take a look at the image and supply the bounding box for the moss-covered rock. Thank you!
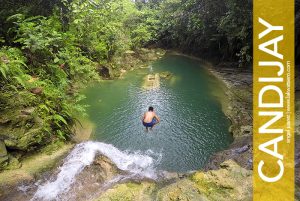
[206,66,253,170]
[142,73,160,90]
[157,179,208,201]
[106,48,166,79]
[0,141,8,169]
[156,160,251,201]
[191,160,252,201]
[0,143,73,199]
[160,71,173,79]
[52,154,144,201]
[4,155,21,170]
[94,160,251,201]
[0,108,49,151]
[96,182,156,201]
[3,127,47,151]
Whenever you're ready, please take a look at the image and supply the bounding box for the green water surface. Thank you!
[83,54,233,172]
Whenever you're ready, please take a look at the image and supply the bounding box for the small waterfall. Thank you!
[31,141,160,201]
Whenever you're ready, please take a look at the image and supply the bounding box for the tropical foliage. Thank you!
[0,0,161,149]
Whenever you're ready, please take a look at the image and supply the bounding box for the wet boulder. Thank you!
[160,71,173,79]
[76,154,120,183]
[92,154,120,179]
[59,154,121,200]
[204,136,253,170]
[142,73,160,90]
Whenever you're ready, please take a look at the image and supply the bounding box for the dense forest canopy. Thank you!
[0,0,298,152]
[1,0,299,67]
[1,0,253,64]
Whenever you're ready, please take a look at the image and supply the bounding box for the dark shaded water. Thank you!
[83,54,232,172]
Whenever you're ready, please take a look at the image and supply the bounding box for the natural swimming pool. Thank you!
[83,54,233,172]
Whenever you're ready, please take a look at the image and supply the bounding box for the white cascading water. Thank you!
[31,141,160,201]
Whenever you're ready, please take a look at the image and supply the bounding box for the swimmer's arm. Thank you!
[154,114,160,123]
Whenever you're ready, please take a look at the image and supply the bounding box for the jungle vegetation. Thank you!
[0,0,298,163]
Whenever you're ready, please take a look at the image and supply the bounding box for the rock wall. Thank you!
[99,48,166,79]
[0,143,73,200]
[94,160,252,201]
[208,63,300,200]
[0,107,50,170]
[204,64,253,171]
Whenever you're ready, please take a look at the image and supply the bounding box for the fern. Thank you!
[39,104,50,113]
[0,65,7,79]
[56,130,66,140]
[13,76,25,87]
[10,60,28,68]
[6,13,25,22]
[53,114,68,125]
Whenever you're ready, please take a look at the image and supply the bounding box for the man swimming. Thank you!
[142,106,160,131]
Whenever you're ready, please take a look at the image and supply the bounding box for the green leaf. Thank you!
[57,130,66,140]
[39,104,50,112]
[0,67,7,79]
[10,60,28,68]
[6,14,25,22]
[54,57,60,63]
[53,114,68,125]
[43,127,51,134]
[13,76,25,87]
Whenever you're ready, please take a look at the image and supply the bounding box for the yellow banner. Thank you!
[253,0,294,200]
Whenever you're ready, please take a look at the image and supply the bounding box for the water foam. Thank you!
[31,141,159,201]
